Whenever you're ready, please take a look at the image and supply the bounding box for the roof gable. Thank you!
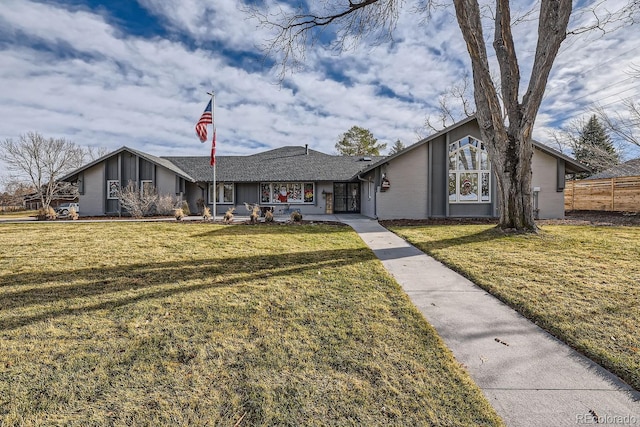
[59,146,195,182]
[358,116,589,175]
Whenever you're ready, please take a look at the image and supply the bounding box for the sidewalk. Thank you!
[338,217,640,427]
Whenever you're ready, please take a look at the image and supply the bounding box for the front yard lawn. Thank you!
[0,222,502,426]
[389,224,640,391]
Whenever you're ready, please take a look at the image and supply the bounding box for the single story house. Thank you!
[60,117,588,220]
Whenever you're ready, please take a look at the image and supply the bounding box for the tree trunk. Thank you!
[486,129,536,231]
[454,0,571,232]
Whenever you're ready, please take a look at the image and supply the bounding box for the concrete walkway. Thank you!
[338,216,640,427]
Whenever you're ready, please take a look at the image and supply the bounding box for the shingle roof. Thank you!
[164,146,385,182]
[585,158,640,180]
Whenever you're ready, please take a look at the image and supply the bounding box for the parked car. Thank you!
[55,203,79,216]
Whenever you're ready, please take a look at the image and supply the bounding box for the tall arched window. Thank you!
[448,136,491,203]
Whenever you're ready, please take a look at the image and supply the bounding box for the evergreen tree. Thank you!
[389,139,406,155]
[573,115,620,175]
[335,126,386,156]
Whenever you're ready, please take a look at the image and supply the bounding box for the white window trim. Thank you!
[448,136,491,204]
[140,180,154,195]
[260,182,315,204]
[209,182,235,204]
[107,180,119,200]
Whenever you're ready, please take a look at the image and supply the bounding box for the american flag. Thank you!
[195,100,212,142]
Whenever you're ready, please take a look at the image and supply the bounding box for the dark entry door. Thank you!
[333,182,360,213]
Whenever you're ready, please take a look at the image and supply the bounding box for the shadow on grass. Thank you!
[404,227,505,252]
[188,221,351,238]
[0,247,375,331]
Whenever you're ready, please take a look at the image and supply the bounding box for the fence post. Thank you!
[611,178,615,212]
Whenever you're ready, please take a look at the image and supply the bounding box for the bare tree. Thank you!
[594,98,640,148]
[424,74,475,133]
[0,180,35,208]
[0,132,85,211]
[84,146,111,162]
[249,0,639,232]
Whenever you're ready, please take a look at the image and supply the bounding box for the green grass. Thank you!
[0,222,502,426]
[389,224,640,391]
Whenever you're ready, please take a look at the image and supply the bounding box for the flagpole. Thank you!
[208,90,217,222]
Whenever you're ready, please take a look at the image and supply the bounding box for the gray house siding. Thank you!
[376,144,429,220]
[429,135,448,217]
[77,163,105,216]
[182,181,201,214]
[359,174,377,218]
[532,148,566,219]
[236,183,259,207]
[140,158,154,181]
[121,152,137,185]
[157,166,180,198]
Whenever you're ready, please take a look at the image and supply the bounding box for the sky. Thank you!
[1,0,639,184]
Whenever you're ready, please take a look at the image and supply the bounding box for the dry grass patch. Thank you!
[0,222,502,426]
[0,210,37,219]
[389,224,640,391]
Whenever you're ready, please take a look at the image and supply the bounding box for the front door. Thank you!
[333,182,360,213]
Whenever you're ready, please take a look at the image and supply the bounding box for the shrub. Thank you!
[36,206,57,221]
[243,202,260,224]
[174,208,185,221]
[203,206,212,221]
[117,181,157,218]
[290,210,302,222]
[68,206,79,220]
[223,207,235,224]
[264,210,274,223]
[156,194,179,216]
[181,201,191,217]
[196,198,205,214]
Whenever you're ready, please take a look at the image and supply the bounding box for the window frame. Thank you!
[140,180,154,196]
[209,182,234,204]
[260,182,315,204]
[448,136,491,204]
[107,180,120,200]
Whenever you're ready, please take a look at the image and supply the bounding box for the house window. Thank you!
[107,180,120,199]
[141,180,154,196]
[209,182,234,204]
[260,183,315,204]
[448,136,491,203]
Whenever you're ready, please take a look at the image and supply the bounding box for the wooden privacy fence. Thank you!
[565,176,640,212]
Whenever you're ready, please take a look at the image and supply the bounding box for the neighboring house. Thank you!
[583,158,640,180]
[23,189,78,211]
[60,117,588,219]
